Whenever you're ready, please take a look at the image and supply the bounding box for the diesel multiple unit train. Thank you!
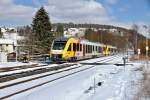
[50,37,117,61]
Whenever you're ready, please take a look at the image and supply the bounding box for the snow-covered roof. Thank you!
[1,28,7,33]
[0,39,14,44]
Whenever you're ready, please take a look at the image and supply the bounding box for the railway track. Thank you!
[0,64,47,72]
[0,65,94,100]
[0,55,121,100]
[0,63,76,83]
[0,55,120,83]
[0,56,108,75]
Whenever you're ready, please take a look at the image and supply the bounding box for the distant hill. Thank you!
[52,23,129,33]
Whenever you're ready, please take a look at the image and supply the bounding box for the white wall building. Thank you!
[64,28,85,37]
[0,39,15,53]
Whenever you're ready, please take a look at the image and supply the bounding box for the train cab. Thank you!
[50,37,79,61]
[50,37,68,61]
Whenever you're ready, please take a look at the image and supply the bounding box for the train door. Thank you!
[66,43,72,58]
[83,44,85,57]
[103,46,106,56]
[73,43,76,57]
[67,43,75,59]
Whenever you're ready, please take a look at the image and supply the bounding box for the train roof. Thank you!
[54,37,111,47]
[54,37,69,42]
[80,40,104,46]
[54,37,81,42]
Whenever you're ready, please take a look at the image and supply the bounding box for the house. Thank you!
[0,39,15,53]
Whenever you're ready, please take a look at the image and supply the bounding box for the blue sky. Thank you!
[100,0,150,23]
[0,0,149,29]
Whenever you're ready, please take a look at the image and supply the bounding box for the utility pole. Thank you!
[132,24,138,55]
[146,35,148,66]
[143,25,149,71]
[135,31,138,55]
[126,37,129,62]
[100,31,102,43]
[94,76,96,94]
[15,29,18,62]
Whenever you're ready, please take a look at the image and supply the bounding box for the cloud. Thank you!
[45,0,112,24]
[0,0,114,26]
[0,0,37,25]
[0,0,132,29]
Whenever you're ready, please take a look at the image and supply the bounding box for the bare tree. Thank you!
[132,24,139,55]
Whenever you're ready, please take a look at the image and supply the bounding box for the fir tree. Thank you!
[0,28,3,38]
[32,7,53,54]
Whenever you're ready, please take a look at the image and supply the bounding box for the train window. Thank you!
[80,44,82,51]
[99,47,102,53]
[96,46,97,51]
[90,45,92,53]
[85,45,87,53]
[53,41,67,50]
[86,45,88,53]
[93,46,94,51]
[77,43,79,51]
[73,43,76,51]
[88,45,90,53]
[90,45,91,53]
[89,45,91,53]
[88,45,91,53]
[67,44,71,51]
[88,45,89,53]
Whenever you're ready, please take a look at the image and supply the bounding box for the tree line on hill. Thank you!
[84,28,150,55]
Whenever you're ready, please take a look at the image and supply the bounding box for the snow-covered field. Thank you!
[0,54,147,100]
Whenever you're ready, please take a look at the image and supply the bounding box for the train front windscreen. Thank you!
[52,41,67,50]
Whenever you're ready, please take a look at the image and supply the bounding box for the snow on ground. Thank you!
[0,62,37,68]
[81,63,143,100]
[1,55,145,100]
[13,62,143,100]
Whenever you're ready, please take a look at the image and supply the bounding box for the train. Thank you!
[50,37,117,61]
